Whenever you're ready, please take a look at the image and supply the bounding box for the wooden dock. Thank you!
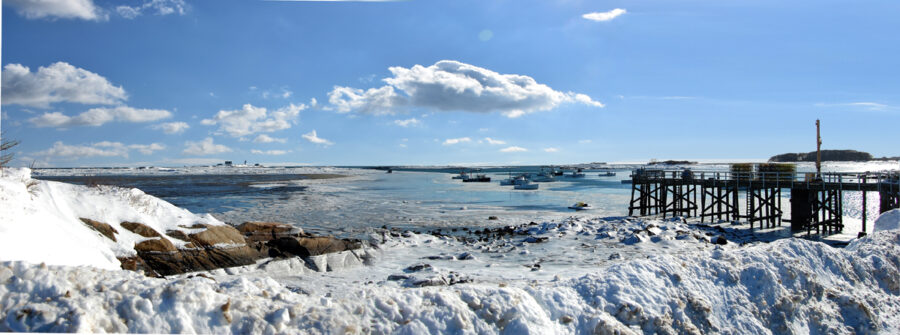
[628,169,900,236]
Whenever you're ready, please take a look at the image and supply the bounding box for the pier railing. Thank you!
[631,169,899,191]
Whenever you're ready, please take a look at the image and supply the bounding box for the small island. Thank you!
[769,150,875,162]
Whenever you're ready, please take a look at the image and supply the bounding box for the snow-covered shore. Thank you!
[2,167,900,333]
[3,222,900,333]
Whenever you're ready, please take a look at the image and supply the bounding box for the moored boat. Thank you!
[568,202,592,210]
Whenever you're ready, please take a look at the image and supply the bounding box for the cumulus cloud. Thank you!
[442,137,471,145]
[302,130,333,146]
[152,121,190,134]
[29,106,171,128]
[583,8,627,22]
[500,146,527,153]
[393,118,421,127]
[2,62,127,108]
[327,60,603,118]
[251,149,290,155]
[116,0,187,19]
[328,86,404,115]
[34,141,164,159]
[543,147,559,153]
[483,137,506,145]
[183,137,232,156]
[4,0,105,21]
[201,103,306,137]
[252,134,287,143]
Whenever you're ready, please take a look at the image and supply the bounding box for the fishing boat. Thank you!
[598,169,615,177]
[451,171,469,180]
[462,174,491,182]
[568,202,592,210]
[566,169,586,178]
[513,180,539,190]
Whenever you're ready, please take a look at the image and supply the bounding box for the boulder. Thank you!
[266,236,361,258]
[134,237,177,253]
[79,218,118,242]
[120,221,162,238]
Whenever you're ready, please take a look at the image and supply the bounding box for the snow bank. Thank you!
[0,168,225,270]
[3,227,899,333]
[875,209,900,232]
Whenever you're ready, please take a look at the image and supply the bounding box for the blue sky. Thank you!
[2,0,899,167]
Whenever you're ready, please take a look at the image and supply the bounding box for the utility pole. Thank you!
[816,119,822,179]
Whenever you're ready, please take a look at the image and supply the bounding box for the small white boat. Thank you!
[568,202,592,210]
[514,180,539,190]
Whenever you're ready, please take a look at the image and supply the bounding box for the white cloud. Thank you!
[302,130,333,146]
[583,8,627,22]
[500,146,528,153]
[543,147,559,152]
[201,103,306,137]
[34,141,164,159]
[252,134,287,143]
[2,62,126,108]
[116,0,187,19]
[183,137,232,156]
[152,121,190,134]
[128,143,166,155]
[29,106,171,128]
[484,137,506,145]
[328,85,404,115]
[251,149,290,155]
[443,137,471,145]
[393,118,421,127]
[578,139,592,144]
[4,0,105,21]
[327,60,603,118]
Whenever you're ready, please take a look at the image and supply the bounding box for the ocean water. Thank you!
[35,161,899,239]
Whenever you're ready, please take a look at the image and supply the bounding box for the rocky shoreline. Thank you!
[80,218,366,277]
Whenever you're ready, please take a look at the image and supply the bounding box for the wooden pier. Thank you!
[628,169,900,236]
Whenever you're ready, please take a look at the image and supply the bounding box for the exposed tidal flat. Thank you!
[2,162,900,333]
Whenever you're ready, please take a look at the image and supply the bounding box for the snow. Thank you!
[0,168,225,270]
[875,209,900,232]
[3,227,900,333]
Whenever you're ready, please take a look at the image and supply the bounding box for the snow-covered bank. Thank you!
[0,168,227,270]
[3,220,900,333]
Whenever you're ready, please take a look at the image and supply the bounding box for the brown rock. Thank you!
[165,230,191,242]
[188,224,247,247]
[134,237,177,253]
[267,236,361,258]
[236,221,303,243]
[120,222,162,238]
[79,218,118,242]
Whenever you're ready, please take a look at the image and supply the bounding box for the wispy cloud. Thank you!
[500,146,527,153]
[34,141,164,159]
[183,137,232,156]
[30,106,171,128]
[583,8,627,22]
[251,149,290,155]
[815,102,893,111]
[151,121,190,134]
[483,137,506,145]
[253,134,287,143]
[443,137,471,145]
[393,118,421,127]
[302,130,333,146]
[543,147,559,153]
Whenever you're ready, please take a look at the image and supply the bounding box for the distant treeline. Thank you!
[768,150,894,162]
